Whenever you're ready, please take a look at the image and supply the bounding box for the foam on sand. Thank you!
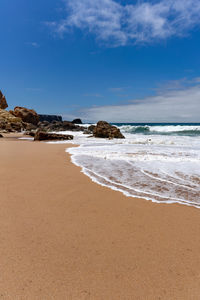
[49,124,200,208]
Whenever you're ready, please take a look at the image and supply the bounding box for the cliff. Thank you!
[39,114,62,123]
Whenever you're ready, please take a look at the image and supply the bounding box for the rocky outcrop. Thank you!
[34,130,73,141]
[88,125,95,133]
[25,123,37,131]
[24,131,36,137]
[93,121,125,139]
[72,118,82,124]
[39,114,62,123]
[82,125,95,135]
[11,106,39,125]
[38,120,85,132]
[0,91,8,109]
[0,109,26,132]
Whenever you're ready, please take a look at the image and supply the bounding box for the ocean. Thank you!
[52,123,200,208]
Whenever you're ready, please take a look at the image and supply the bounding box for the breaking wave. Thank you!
[50,123,200,208]
[119,124,200,136]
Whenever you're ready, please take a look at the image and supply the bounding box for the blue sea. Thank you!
[55,123,200,208]
[114,123,200,136]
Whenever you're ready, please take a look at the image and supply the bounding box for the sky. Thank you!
[0,0,200,122]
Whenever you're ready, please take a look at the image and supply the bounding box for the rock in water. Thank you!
[34,130,74,141]
[12,106,39,125]
[93,121,125,139]
[72,118,82,124]
[0,91,8,109]
[88,125,95,133]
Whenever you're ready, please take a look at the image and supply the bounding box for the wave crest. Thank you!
[119,125,200,136]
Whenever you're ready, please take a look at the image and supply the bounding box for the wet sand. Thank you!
[0,135,200,299]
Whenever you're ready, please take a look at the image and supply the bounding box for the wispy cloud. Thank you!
[83,93,103,98]
[155,77,200,93]
[109,87,127,92]
[109,87,130,98]
[25,42,40,48]
[48,0,200,46]
[26,88,42,92]
[67,78,200,122]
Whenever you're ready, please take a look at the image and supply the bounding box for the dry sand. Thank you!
[0,134,200,299]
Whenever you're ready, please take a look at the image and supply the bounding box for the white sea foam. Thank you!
[49,124,200,208]
[18,137,34,140]
[119,124,200,135]
[149,125,200,133]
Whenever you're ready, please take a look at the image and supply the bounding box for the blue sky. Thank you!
[0,0,200,122]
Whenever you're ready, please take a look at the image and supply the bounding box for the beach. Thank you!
[1,135,200,299]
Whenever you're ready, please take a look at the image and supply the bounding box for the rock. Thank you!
[12,106,39,125]
[0,91,8,109]
[93,121,125,139]
[24,130,36,137]
[37,121,49,129]
[88,125,95,133]
[62,121,85,131]
[57,121,76,130]
[34,130,74,141]
[83,129,91,134]
[38,120,85,132]
[39,114,62,123]
[25,123,37,131]
[0,133,3,138]
[72,118,82,124]
[0,109,26,132]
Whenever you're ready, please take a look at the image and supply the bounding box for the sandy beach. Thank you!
[0,135,200,299]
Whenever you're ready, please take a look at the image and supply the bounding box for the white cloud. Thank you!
[83,93,103,98]
[109,87,127,92]
[68,81,200,122]
[26,42,40,48]
[26,88,43,92]
[49,0,200,46]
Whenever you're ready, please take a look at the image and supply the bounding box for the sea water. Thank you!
[51,123,200,208]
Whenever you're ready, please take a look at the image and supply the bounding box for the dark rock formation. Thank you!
[12,106,39,125]
[39,114,62,123]
[83,125,95,135]
[34,130,73,141]
[83,129,91,134]
[25,123,37,131]
[37,121,49,129]
[0,133,3,138]
[93,121,125,139]
[0,91,8,109]
[38,120,85,132]
[24,131,35,137]
[88,125,96,133]
[72,118,82,124]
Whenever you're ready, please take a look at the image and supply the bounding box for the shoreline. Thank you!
[68,149,200,210]
[0,136,200,299]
